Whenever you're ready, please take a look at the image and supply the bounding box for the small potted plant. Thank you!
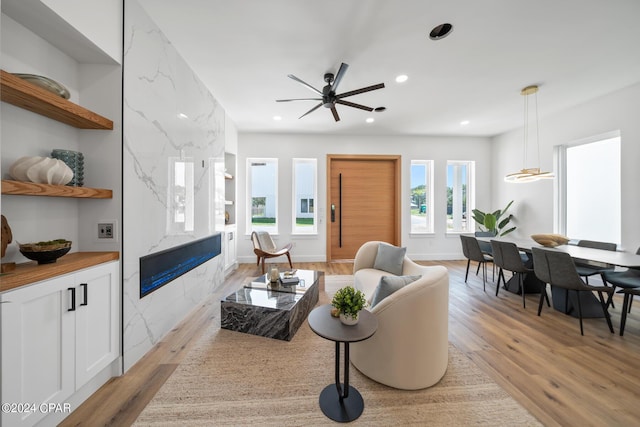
[331,285,367,325]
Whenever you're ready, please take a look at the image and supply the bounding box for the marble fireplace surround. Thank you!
[140,233,222,298]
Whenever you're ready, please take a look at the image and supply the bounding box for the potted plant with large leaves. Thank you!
[331,286,367,325]
[472,200,516,237]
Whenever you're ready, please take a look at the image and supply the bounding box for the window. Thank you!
[556,134,621,244]
[168,157,194,233]
[247,158,278,233]
[292,158,317,234]
[410,160,434,233]
[446,161,475,232]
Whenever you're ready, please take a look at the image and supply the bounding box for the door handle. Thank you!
[68,287,76,312]
[331,204,336,222]
[80,283,88,306]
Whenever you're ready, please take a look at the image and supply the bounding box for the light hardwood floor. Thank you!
[61,260,640,426]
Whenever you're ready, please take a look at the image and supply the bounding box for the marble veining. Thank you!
[221,276,320,341]
[122,0,226,371]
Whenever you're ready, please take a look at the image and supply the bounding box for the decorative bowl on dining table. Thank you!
[531,233,570,248]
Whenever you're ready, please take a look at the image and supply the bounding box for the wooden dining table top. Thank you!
[476,236,640,268]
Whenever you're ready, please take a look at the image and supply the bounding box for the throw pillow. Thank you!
[373,243,406,276]
[370,275,421,307]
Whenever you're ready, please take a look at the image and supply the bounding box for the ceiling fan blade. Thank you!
[298,102,323,119]
[336,83,385,99]
[288,74,322,95]
[336,99,374,112]
[276,98,322,102]
[331,106,340,122]
[330,63,349,93]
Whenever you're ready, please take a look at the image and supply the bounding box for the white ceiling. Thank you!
[138,0,640,137]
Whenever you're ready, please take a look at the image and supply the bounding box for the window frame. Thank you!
[554,131,621,245]
[292,158,318,235]
[446,160,475,234]
[246,157,279,234]
[410,160,434,234]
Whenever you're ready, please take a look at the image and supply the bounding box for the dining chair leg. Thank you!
[495,268,503,296]
[482,262,487,291]
[596,291,614,333]
[537,285,546,316]
[520,274,526,308]
[620,293,631,336]
[476,263,481,276]
[564,289,570,314]
[465,259,471,283]
[577,294,584,336]
[600,273,615,308]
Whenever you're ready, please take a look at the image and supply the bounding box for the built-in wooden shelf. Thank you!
[1,180,112,199]
[0,252,119,292]
[0,70,113,130]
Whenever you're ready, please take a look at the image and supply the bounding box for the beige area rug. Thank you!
[134,275,541,426]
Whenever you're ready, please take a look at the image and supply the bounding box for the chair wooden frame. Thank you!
[251,231,293,274]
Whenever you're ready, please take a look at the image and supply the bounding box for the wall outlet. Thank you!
[98,223,114,239]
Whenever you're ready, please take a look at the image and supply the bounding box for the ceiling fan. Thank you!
[276,63,385,122]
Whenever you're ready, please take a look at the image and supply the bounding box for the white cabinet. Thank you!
[1,261,119,427]
[225,224,238,274]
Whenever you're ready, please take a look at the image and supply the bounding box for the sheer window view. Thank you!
[564,136,621,244]
[248,158,278,233]
[410,160,434,233]
[293,159,317,234]
[447,161,474,232]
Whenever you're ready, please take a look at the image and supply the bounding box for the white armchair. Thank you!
[350,241,449,390]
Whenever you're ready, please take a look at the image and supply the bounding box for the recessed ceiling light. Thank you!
[366,117,375,123]
[429,23,453,40]
[178,113,188,119]
[395,75,408,83]
[273,115,282,121]
[460,120,470,126]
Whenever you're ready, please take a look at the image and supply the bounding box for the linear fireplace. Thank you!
[139,233,222,297]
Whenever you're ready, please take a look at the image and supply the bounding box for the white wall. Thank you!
[236,133,492,262]
[122,0,226,371]
[491,82,640,252]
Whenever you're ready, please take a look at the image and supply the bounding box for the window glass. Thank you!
[293,158,317,234]
[446,161,474,232]
[562,136,620,244]
[247,158,278,233]
[410,160,434,233]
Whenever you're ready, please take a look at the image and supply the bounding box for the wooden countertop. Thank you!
[1,251,119,293]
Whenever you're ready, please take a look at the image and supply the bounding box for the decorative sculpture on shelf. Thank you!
[1,214,16,272]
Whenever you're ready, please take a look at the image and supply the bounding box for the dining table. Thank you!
[476,236,640,318]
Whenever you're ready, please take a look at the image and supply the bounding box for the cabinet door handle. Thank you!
[68,287,76,312]
[80,283,88,306]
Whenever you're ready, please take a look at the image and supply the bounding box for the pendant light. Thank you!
[504,85,554,183]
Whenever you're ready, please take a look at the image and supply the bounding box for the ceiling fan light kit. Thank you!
[276,62,385,122]
[505,84,555,183]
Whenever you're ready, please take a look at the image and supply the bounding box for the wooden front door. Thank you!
[327,155,401,261]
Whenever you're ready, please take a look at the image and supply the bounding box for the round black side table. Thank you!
[307,304,378,423]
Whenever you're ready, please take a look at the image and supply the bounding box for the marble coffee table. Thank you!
[220,269,323,341]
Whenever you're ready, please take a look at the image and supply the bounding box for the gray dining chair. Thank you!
[460,235,492,291]
[475,231,496,278]
[602,246,640,311]
[491,240,548,309]
[574,240,617,280]
[532,247,614,335]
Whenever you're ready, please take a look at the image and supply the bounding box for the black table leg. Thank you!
[319,341,364,422]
